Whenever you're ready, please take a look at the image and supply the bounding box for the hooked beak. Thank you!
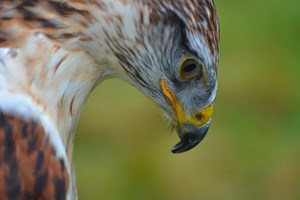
[160,79,214,154]
[172,123,210,153]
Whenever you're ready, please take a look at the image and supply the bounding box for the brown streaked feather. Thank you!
[0,112,69,200]
[0,0,219,55]
[0,0,91,48]
[143,0,220,67]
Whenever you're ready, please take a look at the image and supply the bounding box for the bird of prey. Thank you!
[0,0,219,199]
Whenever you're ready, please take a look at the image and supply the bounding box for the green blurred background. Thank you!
[74,1,300,199]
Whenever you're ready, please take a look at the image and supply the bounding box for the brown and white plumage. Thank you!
[0,113,69,200]
[0,0,220,199]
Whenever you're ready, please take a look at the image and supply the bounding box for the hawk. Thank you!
[0,0,219,199]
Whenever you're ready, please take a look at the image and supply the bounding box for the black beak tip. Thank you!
[172,124,209,154]
[171,140,201,154]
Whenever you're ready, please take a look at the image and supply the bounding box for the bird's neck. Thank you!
[0,1,151,198]
[0,32,106,158]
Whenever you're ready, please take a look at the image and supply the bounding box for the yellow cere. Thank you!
[160,79,213,127]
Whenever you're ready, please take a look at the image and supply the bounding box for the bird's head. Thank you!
[88,1,219,153]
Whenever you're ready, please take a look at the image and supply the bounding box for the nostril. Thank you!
[195,113,203,121]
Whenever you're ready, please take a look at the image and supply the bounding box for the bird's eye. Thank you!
[180,58,203,80]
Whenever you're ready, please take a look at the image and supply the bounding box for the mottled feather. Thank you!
[0,112,69,200]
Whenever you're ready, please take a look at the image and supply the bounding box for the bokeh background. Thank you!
[74,1,300,199]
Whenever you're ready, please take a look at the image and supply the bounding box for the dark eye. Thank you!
[180,59,203,80]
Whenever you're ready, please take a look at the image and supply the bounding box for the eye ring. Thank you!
[179,58,204,80]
